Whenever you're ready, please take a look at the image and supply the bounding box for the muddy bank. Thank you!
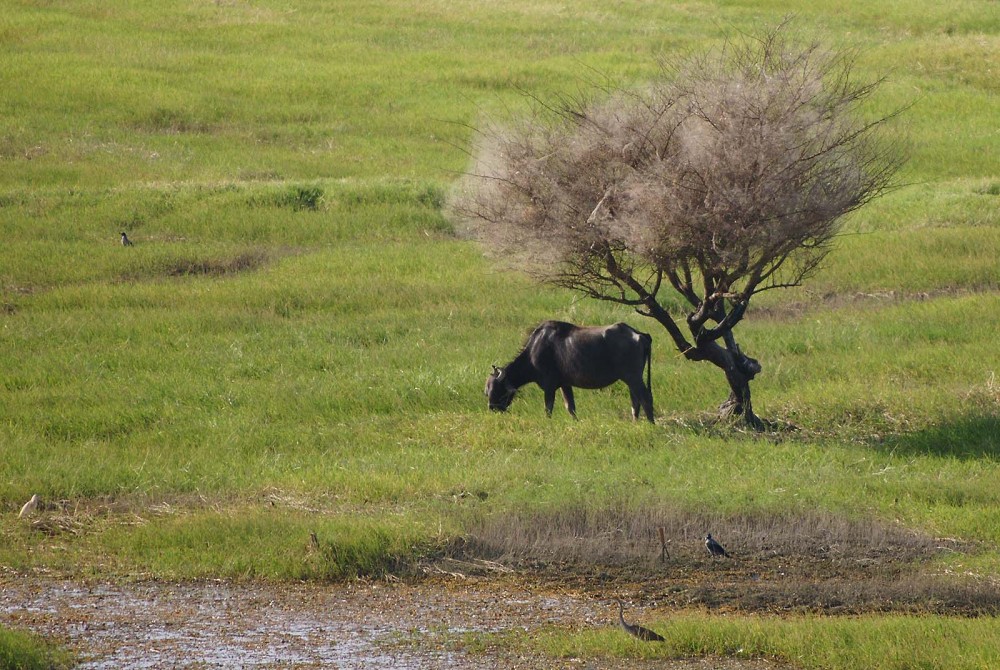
[0,575,779,669]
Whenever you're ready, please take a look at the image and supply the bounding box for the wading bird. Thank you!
[616,599,665,642]
[705,533,729,557]
[121,232,134,247]
[18,494,39,518]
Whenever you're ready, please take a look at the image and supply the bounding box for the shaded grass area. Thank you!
[886,414,1000,460]
[0,625,73,670]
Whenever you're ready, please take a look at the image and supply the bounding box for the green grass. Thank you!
[1,0,999,666]
[0,625,72,670]
[522,613,1000,670]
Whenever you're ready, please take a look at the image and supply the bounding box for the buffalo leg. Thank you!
[543,387,557,417]
[641,384,655,423]
[627,384,641,421]
[561,386,577,419]
[628,381,655,424]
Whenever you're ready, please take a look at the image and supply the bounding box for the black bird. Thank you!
[705,533,729,557]
[120,232,134,247]
[615,599,665,642]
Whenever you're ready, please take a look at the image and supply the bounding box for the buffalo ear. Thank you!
[491,365,501,377]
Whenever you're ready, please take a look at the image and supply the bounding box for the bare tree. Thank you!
[451,24,905,429]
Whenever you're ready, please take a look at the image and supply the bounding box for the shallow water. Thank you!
[1,576,787,668]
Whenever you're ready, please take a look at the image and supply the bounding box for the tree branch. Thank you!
[692,300,749,345]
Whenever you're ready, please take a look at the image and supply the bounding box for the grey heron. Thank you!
[615,599,665,642]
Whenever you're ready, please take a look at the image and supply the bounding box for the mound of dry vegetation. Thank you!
[444,507,998,616]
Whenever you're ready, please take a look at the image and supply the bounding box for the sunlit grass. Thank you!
[2,0,997,189]
[524,612,1000,669]
[2,184,999,571]
[1,0,998,665]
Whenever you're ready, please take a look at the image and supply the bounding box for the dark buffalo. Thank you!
[485,320,654,422]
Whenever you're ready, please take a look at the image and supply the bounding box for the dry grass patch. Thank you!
[449,507,998,615]
[458,507,951,566]
[13,493,219,538]
[113,249,272,284]
[160,250,270,277]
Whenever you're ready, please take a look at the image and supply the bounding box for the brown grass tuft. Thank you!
[162,250,269,277]
[116,249,271,283]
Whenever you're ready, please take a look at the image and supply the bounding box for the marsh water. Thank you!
[0,575,781,669]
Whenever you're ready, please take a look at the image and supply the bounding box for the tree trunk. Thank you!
[693,339,763,430]
[638,300,766,430]
[717,352,763,430]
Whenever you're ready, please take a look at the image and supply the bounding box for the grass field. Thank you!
[1,0,998,667]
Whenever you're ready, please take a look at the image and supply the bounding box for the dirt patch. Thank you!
[0,575,783,670]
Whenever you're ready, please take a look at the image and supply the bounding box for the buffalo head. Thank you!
[485,365,516,412]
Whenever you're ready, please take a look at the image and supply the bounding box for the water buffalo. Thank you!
[485,320,654,422]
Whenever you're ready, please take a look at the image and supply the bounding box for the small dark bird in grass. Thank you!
[120,232,133,246]
[616,599,665,642]
[705,533,729,557]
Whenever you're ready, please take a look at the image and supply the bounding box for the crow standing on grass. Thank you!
[121,232,134,246]
[705,533,730,557]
